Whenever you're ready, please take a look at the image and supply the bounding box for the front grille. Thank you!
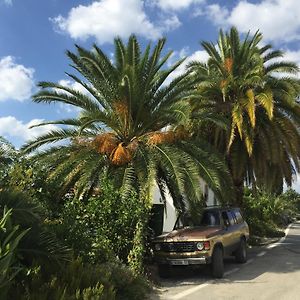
[161,242,196,252]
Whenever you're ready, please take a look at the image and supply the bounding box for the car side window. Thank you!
[227,211,236,225]
[222,211,230,226]
[222,211,235,226]
[233,209,243,224]
[229,211,238,224]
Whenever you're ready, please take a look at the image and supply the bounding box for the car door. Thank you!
[221,210,238,255]
[232,208,249,240]
[228,209,241,246]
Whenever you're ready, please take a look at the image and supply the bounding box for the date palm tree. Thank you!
[189,27,300,202]
[22,36,232,211]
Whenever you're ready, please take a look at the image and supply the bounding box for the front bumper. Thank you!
[156,256,211,266]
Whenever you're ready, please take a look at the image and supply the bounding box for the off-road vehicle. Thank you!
[152,207,249,278]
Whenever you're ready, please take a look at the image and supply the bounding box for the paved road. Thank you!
[152,222,300,300]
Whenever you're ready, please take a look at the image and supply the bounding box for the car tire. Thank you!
[235,238,247,263]
[211,246,224,278]
[158,265,171,278]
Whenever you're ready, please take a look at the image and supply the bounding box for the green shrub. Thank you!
[243,189,298,238]
[10,258,150,300]
[279,189,300,216]
[0,207,29,299]
[4,158,63,216]
[0,190,71,267]
[54,180,147,265]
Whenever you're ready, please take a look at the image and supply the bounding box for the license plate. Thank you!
[170,260,188,266]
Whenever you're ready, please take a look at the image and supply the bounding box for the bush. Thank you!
[279,189,300,217]
[9,259,150,300]
[53,180,147,265]
[0,207,29,299]
[243,189,298,238]
[0,190,71,268]
[4,159,64,216]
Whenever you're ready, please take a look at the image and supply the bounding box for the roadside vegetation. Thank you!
[1,27,300,299]
[243,188,300,244]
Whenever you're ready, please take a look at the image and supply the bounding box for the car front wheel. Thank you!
[211,246,224,278]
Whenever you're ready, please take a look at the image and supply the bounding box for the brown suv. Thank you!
[152,207,249,278]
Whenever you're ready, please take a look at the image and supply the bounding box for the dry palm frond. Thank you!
[147,131,176,146]
[256,89,274,120]
[244,134,253,156]
[220,79,228,89]
[93,133,119,155]
[110,142,132,165]
[245,89,256,127]
[127,139,139,153]
[113,101,129,118]
[224,57,233,73]
[175,125,189,140]
[164,131,176,143]
[147,132,165,146]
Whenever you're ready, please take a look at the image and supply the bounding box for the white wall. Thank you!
[152,180,218,233]
[199,178,217,206]
[152,185,177,232]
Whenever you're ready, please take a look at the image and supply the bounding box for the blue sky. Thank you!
[0,0,300,190]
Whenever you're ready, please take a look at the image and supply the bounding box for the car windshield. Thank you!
[178,210,220,228]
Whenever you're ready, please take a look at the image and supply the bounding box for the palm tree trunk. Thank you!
[234,180,244,207]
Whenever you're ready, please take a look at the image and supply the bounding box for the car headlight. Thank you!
[196,242,204,251]
[154,243,161,251]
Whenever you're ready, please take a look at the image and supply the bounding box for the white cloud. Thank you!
[161,15,181,32]
[153,0,204,11]
[0,116,58,142]
[283,50,300,77]
[166,48,209,83]
[281,49,300,65]
[3,0,12,5]
[267,49,300,78]
[51,0,180,44]
[203,0,300,43]
[199,4,229,26]
[0,56,35,102]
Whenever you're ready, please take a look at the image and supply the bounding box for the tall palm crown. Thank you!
[22,36,232,209]
[189,28,300,197]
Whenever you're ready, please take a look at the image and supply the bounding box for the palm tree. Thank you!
[22,36,232,212]
[0,189,71,265]
[0,137,17,189]
[0,137,16,165]
[189,27,300,203]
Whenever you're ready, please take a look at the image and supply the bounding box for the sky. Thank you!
[0,0,299,191]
